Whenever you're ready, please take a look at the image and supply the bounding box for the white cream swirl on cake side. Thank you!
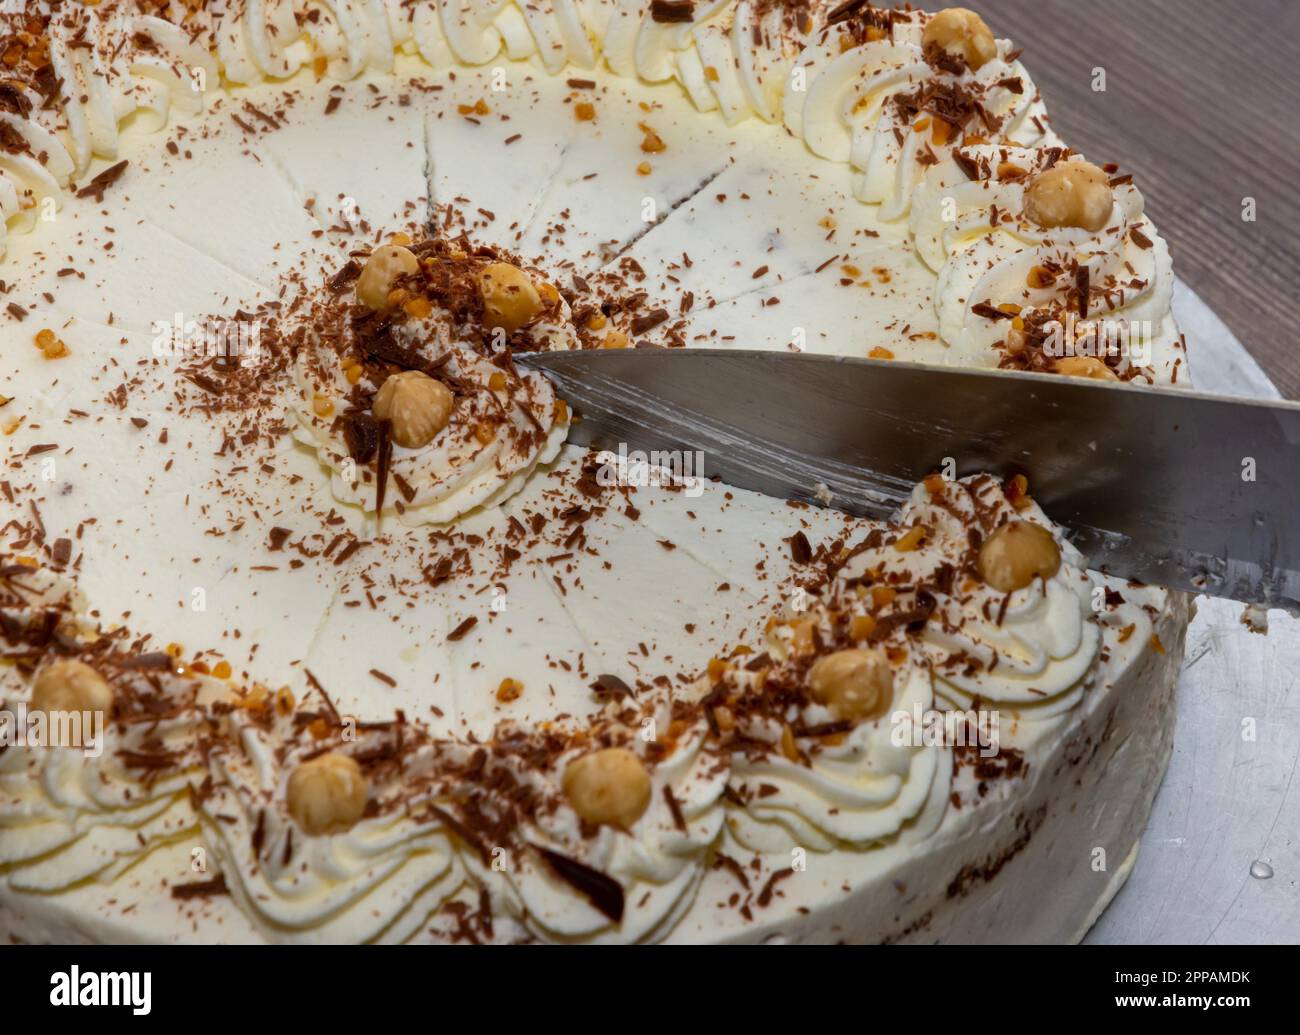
[698,470,1115,856]
[1,467,1149,943]
[895,475,1106,718]
[0,557,733,943]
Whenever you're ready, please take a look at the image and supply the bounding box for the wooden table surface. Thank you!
[986,0,1300,398]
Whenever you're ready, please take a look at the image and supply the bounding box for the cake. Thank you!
[0,1,1192,944]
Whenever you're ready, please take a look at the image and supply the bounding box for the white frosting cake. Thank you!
[0,1,1193,943]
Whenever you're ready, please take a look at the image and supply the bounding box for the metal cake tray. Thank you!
[1085,281,1299,944]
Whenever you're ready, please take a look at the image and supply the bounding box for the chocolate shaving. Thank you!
[447,616,478,642]
[952,149,981,181]
[342,413,380,464]
[50,538,71,567]
[374,418,393,515]
[184,371,226,395]
[826,0,870,24]
[630,309,669,335]
[756,867,795,907]
[75,160,128,202]
[1074,265,1091,320]
[971,301,1013,321]
[663,785,687,832]
[429,805,490,865]
[328,259,361,292]
[533,844,625,923]
[0,82,32,118]
[650,0,695,22]
[358,321,441,375]
[744,652,772,672]
[590,673,635,699]
[796,719,854,739]
[123,651,174,670]
[170,875,228,900]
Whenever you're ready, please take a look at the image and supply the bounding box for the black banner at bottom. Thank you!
[0,943,1289,1021]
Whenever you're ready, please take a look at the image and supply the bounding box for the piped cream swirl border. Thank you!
[1,467,1144,942]
[1,1,1179,378]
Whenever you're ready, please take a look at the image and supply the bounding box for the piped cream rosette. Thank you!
[892,475,1105,721]
[466,699,730,944]
[0,563,732,943]
[782,13,1055,219]
[290,311,574,526]
[197,718,465,945]
[909,144,1178,374]
[208,701,727,945]
[723,644,950,854]
[0,708,207,895]
[714,564,950,854]
[0,568,212,896]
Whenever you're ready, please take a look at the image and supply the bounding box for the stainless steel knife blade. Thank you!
[518,349,1300,611]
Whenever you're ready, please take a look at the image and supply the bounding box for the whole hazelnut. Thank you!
[922,8,998,71]
[477,262,543,335]
[562,747,651,830]
[31,659,113,715]
[372,370,454,449]
[807,648,894,722]
[287,752,369,835]
[1023,160,1115,233]
[977,520,1062,592]
[356,244,419,310]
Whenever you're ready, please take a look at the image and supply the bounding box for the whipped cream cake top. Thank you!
[0,1,1190,943]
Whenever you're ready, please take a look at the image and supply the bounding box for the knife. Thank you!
[517,349,1300,612]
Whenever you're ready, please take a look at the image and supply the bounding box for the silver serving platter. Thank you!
[1086,281,1299,944]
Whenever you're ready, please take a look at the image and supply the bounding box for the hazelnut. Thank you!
[1004,327,1029,354]
[287,752,368,835]
[1053,356,1118,381]
[1023,160,1114,233]
[922,8,997,71]
[477,261,543,335]
[977,520,1062,592]
[372,370,454,449]
[31,659,113,715]
[562,747,651,830]
[356,244,419,310]
[807,649,894,722]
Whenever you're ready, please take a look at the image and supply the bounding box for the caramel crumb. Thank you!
[639,123,666,153]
